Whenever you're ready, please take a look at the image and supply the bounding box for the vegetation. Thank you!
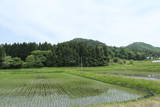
[0,46,5,67]
[127,42,160,58]
[1,56,23,68]
[0,61,159,107]
[68,71,160,94]
[70,38,106,47]
[0,38,147,69]
[0,39,160,106]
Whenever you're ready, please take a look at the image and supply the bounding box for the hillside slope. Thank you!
[68,38,106,47]
[127,42,160,57]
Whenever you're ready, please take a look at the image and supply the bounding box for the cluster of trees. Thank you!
[111,47,146,60]
[0,39,146,69]
[127,42,160,58]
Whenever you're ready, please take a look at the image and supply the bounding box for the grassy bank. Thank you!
[68,71,160,94]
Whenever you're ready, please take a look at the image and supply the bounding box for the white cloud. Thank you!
[0,0,160,46]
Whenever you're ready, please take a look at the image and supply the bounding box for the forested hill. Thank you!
[127,42,160,57]
[0,38,151,69]
[68,38,106,47]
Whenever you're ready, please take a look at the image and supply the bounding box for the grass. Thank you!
[77,61,160,76]
[68,71,160,94]
[0,61,159,74]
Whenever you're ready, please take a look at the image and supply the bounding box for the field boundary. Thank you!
[67,71,160,97]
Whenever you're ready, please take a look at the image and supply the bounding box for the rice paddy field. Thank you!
[0,61,160,107]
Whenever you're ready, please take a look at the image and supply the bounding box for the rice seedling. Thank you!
[0,72,142,107]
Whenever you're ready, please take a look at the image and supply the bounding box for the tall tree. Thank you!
[0,46,6,67]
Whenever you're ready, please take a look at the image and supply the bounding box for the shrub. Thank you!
[1,56,23,68]
[113,57,126,64]
[1,56,13,68]
[25,55,46,68]
[128,60,134,65]
[10,57,23,68]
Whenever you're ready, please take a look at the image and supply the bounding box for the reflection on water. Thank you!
[0,88,141,107]
[112,74,160,81]
[124,74,160,81]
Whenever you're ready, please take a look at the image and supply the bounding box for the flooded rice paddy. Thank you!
[0,72,143,107]
[111,73,160,81]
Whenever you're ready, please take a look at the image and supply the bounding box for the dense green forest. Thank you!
[127,42,160,58]
[0,38,157,69]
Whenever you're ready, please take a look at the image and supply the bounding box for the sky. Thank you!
[0,0,160,47]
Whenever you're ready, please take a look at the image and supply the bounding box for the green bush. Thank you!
[129,60,134,64]
[1,56,13,68]
[11,57,23,68]
[1,56,23,68]
[25,55,46,68]
[112,57,126,64]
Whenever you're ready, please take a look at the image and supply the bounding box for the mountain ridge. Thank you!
[126,42,160,57]
[64,38,107,47]
[68,38,160,57]
[127,42,160,52]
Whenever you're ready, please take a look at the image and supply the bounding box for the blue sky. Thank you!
[0,0,160,46]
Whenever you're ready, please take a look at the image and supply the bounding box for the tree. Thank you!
[32,50,53,66]
[0,39,148,68]
[55,44,78,66]
[25,55,45,68]
[0,46,6,67]
[25,50,54,67]
[1,56,13,68]
[25,55,36,67]
[45,50,57,67]
[3,42,38,60]
[1,56,23,69]
[10,57,23,68]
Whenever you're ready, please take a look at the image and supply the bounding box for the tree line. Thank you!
[0,39,146,69]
